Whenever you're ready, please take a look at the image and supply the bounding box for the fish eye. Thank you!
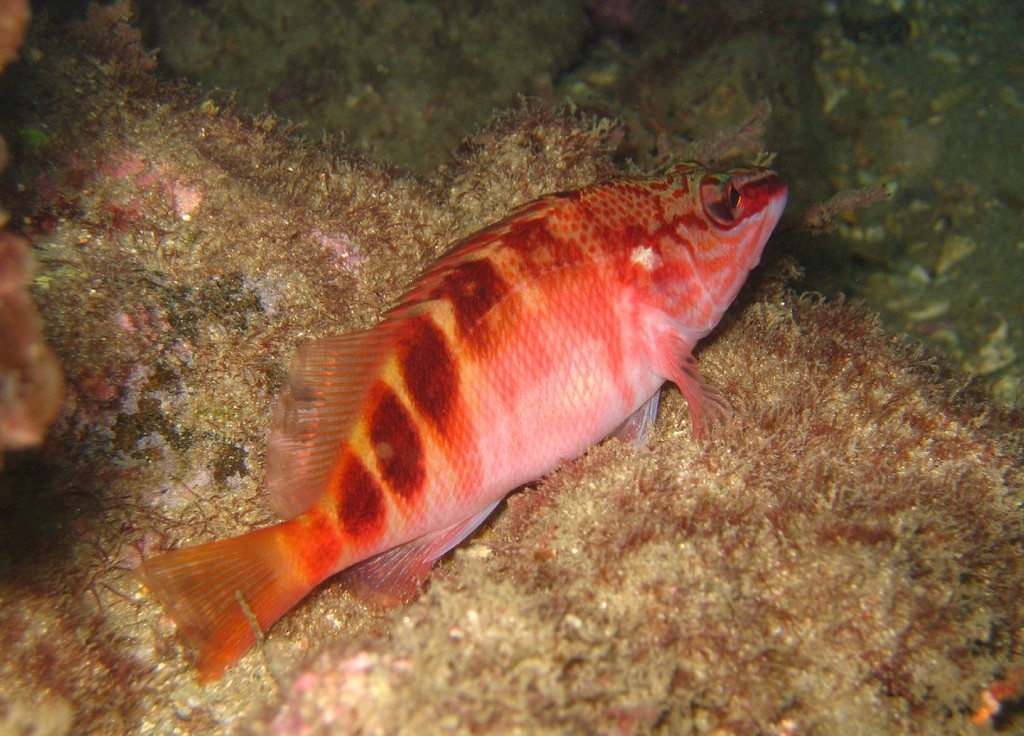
[700,175,743,227]
[727,182,742,211]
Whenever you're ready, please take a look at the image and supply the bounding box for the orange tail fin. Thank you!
[137,519,319,681]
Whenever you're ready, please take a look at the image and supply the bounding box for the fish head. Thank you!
[648,161,788,336]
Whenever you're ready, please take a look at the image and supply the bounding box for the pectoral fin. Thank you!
[672,351,731,438]
[645,315,729,440]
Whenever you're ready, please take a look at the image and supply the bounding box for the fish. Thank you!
[137,161,788,681]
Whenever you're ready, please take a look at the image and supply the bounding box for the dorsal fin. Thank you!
[265,327,393,518]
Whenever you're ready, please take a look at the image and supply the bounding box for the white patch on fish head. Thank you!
[630,245,661,271]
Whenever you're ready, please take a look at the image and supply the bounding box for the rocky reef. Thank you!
[256,285,1024,736]
[0,3,1020,734]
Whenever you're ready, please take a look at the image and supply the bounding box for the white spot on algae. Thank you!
[906,301,950,322]
[967,317,1017,375]
[935,235,977,276]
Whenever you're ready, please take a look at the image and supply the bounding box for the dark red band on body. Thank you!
[336,451,386,543]
[401,317,460,430]
[433,258,510,343]
[369,386,426,503]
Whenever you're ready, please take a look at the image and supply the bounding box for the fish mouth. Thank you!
[725,170,789,278]
[738,170,789,224]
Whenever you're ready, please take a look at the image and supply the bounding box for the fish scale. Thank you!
[138,161,788,681]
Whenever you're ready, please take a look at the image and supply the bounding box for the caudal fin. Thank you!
[137,520,317,681]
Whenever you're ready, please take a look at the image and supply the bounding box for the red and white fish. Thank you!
[138,161,788,680]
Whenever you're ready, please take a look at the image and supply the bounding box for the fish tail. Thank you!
[137,517,327,681]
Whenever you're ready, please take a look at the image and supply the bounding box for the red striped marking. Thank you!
[336,451,387,543]
[401,316,459,430]
[503,222,562,279]
[369,385,426,503]
[739,172,788,211]
[673,211,710,233]
[290,506,345,582]
[433,257,510,344]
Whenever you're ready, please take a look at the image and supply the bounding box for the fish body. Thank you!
[138,162,788,680]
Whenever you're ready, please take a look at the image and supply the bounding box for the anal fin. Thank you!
[338,501,501,608]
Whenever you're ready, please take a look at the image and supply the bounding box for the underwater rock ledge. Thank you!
[0,5,1020,735]
[250,286,1024,736]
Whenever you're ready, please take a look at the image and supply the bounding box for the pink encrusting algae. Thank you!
[137,161,788,681]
